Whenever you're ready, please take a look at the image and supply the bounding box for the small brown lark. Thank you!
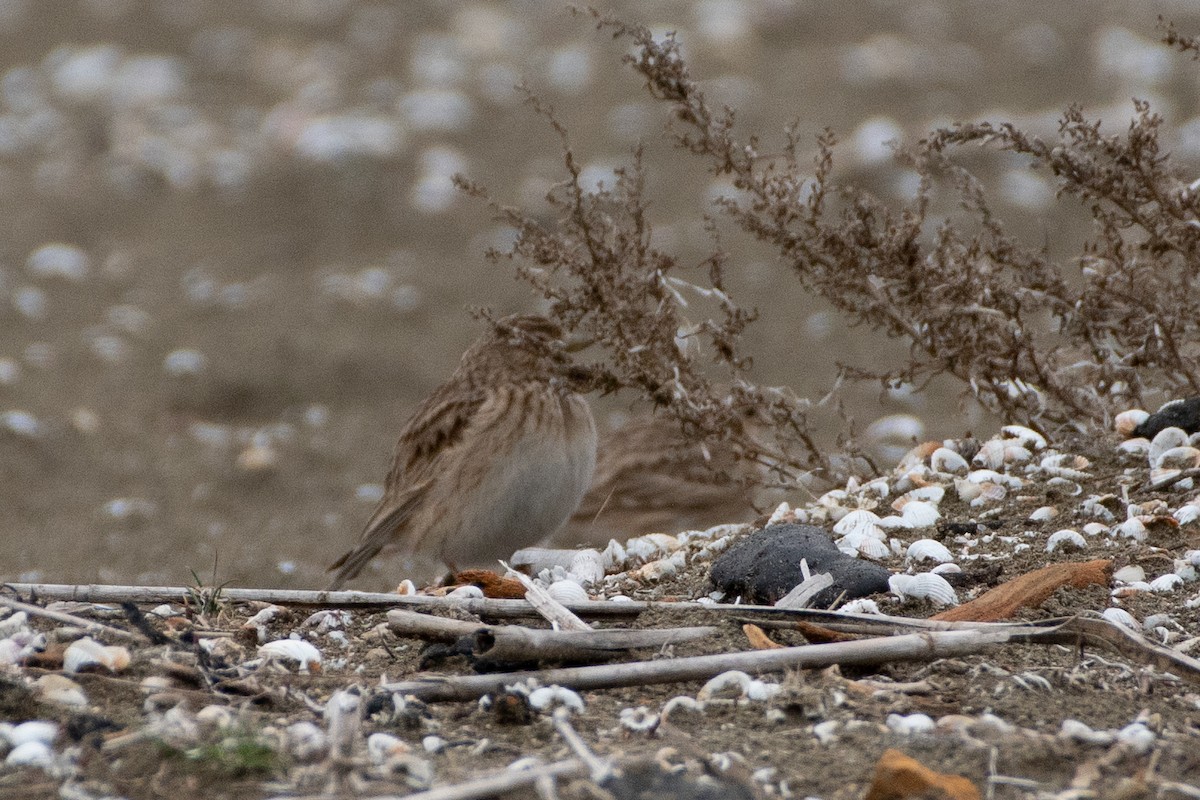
[327,315,596,589]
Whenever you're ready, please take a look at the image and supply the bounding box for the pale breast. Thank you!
[434,388,596,568]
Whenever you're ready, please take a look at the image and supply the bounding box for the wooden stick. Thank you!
[473,624,720,663]
[386,609,483,641]
[0,594,146,643]
[380,627,1037,702]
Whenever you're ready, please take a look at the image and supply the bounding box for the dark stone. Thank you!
[1133,397,1200,439]
[709,523,891,607]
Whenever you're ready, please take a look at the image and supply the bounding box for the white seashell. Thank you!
[1081,522,1107,536]
[1149,574,1183,593]
[624,533,678,563]
[1028,506,1058,522]
[1059,719,1116,745]
[1116,437,1151,456]
[1143,613,1174,630]
[258,639,322,672]
[1111,518,1147,541]
[422,735,447,753]
[1116,722,1156,755]
[545,580,589,605]
[196,705,235,730]
[698,670,752,701]
[841,534,890,560]
[619,706,659,732]
[447,585,484,599]
[969,482,1007,507]
[832,509,884,538]
[929,447,968,474]
[5,741,53,768]
[974,439,1031,470]
[813,720,841,744]
[1103,606,1140,630]
[1111,564,1143,583]
[930,563,961,575]
[1173,503,1200,525]
[567,550,606,584]
[1149,427,1190,467]
[528,681,583,714]
[630,556,680,582]
[886,712,936,735]
[1002,425,1047,450]
[888,573,958,606]
[33,675,86,708]
[1039,452,1091,479]
[367,732,410,764]
[1155,446,1200,470]
[286,722,328,762]
[1045,529,1087,553]
[954,479,982,503]
[905,539,954,563]
[601,539,626,570]
[838,598,882,614]
[1045,477,1082,496]
[1114,409,1149,436]
[900,501,940,528]
[5,720,58,747]
[746,679,781,702]
[766,501,793,525]
[63,637,131,674]
[903,485,946,504]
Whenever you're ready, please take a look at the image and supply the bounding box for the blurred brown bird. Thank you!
[555,414,761,547]
[327,315,596,589]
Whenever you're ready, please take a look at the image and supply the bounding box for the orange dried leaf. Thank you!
[742,623,783,650]
[932,559,1111,623]
[449,569,528,599]
[864,749,981,800]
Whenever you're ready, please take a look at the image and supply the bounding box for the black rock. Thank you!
[1133,397,1200,439]
[709,523,891,607]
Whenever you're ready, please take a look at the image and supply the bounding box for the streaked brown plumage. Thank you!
[556,415,760,547]
[327,315,596,589]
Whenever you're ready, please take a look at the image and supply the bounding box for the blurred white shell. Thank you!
[974,439,1031,470]
[258,639,322,672]
[530,681,585,714]
[698,670,753,701]
[1149,427,1190,467]
[1155,446,1200,470]
[619,706,659,732]
[1039,452,1091,479]
[969,482,1007,507]
[1028,506,1058,522]
[839,533,891,560]
[929,447,969,474]
[286,721,328,762]
[888,573,958,605]
[33,675,87,708]
[900,501,940,528]
[1102,607,1140,630]
[63,637,131,674]
[367,732,410,764]
[1113,565,1145,583]
[1149,574,1183,593]
[1114,409,1149,436]
[838,598,882,614]
[1173,502,1200,525]
[905,539,954,563]
[1002,425,1047,450]
[832,509,883,538]
[546,580,589,605]
[1045,529,1086,553]
[1116,438,1150,456]
[5,720,58,747]
[1045,477,1083,496]
[886,712,936,735]
[5,741,53,768]
[1111,518,1147,541]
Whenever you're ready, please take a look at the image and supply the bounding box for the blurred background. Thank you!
[1,0,1198,589]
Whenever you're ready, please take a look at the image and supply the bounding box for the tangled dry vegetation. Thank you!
[465,12,1200,487]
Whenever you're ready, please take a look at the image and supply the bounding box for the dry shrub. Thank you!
[464,11,1200,484]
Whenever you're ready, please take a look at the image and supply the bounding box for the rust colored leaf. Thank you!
[864,749,981,800]
[449,569,528,599]
[742,623,783,649]
[932,559,1112,623]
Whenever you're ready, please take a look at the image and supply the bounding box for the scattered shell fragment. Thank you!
[1045,529,1086,553]
[905,539,954,563]
[1114,409,1149,436]
[545,579,589,605]
[528,685,585,713]
[1149,427,1190,468]
[888,573,958,606]
[929,447,969,474]
[1028,506,1058,522]
[63,637,131,674]
[258,638,322,673]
